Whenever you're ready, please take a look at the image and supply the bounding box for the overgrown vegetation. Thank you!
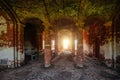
[8,0,117,23]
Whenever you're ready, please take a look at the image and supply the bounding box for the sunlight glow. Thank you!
[63,38,69,49]
[51,40,55,50]
[75,40,77,50]
[75,40,77,55]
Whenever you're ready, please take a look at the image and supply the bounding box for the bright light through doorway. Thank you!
[63,38,69,49]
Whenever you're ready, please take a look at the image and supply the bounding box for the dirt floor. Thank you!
[0,54,120,80]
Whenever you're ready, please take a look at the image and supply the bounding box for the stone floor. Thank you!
[0,54,120,80]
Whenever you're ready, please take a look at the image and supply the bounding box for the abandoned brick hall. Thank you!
[0,0,120,80]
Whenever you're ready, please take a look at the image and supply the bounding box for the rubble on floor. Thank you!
[0,54,120,80]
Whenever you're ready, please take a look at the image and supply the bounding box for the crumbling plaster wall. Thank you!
[83,25,120,68]
[0,10,24,68]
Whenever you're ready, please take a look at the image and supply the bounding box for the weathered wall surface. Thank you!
[83,20,120,69]
[0,10,24,68]
[17,23,24,67]
[0,11,14,67]
[116,42,120,71]
[83,29,89,55]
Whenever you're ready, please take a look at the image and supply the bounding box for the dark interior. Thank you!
[24,23,37,62]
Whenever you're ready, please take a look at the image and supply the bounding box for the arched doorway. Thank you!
[85,16,105,59]
[24,23,37,61]
[57,29,73,53]
[23,18,44,62]
[51,17,79,56]
[43,17,83,68]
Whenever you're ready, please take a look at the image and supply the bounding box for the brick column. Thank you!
[44,45,51,67]
[55,31,58,54]
[44,29,52,68]
[76,30,83,68]
[17,23,24,67]
[76,44,83,67]
[72,32,75,55]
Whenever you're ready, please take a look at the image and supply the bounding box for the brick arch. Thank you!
[57,29,73,52]
[22,17,44,33]
[84,16,106,59]
[23,17,45,62]
[52,17,78,31]
[0,0,22,67]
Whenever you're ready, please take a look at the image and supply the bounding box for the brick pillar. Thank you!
[72,32,75,55]
[55,31,58,54]
[76,30,83,68]
[76,44,83,67]
[44,45,51,67]
[44,29,52,68]
[17,23,24,67]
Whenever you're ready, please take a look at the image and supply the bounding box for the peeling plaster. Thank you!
[0,47,24,67]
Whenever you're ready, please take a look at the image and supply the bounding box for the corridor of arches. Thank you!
[0,0,120,77]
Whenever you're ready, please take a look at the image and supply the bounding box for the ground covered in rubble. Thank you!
[0,54,120,80]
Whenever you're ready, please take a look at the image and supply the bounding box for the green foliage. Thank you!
[7,0,119,45]
[82,1,116,20]
[9,0,117,25]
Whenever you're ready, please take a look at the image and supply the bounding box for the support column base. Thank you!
[74,64,83,69]
[41,63,54,69]
[44,63,51,68]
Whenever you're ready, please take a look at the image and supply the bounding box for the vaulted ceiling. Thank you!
[4,0,120,27]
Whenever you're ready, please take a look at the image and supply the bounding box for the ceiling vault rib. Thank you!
[1,0,21,23]
[42,0,51,23]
